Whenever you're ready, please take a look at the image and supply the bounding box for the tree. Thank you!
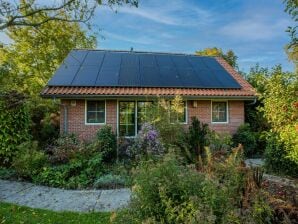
[0,0,138,30]
[195,47,238,68]
[284,0,298,66]
[0,12,96,98]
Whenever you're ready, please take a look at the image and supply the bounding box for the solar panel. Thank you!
[48,49,241,89]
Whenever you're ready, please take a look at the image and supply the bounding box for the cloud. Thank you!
[218,17,289,41]
[112,0,213,26]
[102,31,156,45]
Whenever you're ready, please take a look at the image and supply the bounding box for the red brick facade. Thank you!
[60,99,244,140]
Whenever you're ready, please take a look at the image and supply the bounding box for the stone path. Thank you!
[0,179,131,212]
[244,158,264,167]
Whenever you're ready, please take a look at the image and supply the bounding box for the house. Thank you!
[41,49,256,140]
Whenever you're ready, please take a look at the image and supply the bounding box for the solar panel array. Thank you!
[48,50,241,88]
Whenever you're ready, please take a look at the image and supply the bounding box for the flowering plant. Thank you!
[127,123,164,160]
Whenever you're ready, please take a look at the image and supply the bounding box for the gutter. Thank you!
[41,94,257,101]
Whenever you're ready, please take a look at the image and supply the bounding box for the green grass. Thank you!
[0,202,111,224]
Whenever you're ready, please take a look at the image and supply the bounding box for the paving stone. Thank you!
[0,179,131,212]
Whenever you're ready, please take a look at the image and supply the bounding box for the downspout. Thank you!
[53,97,68,134]
[246,97,257,105]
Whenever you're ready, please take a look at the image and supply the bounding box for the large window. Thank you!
[119,100,187,137]
[212,101,228,123]
[86,100,105,124]
[119,102,136,137]
[170,101,187,123]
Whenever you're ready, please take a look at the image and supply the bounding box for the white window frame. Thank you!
[85,99,106,125]
[211,100,229,124]
[117,99,188,137]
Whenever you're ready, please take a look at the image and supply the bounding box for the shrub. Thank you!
[207,131,233,152]
[34,153,104,189]
[233,124,258,157]
[47,134,81,164]
[93,126,117,162]
[93,174,127,189]
[0,91,31,165]
[127,123,164,161]
[264,132,298,177]
[0,167,17,180]
[12,141,47,179]
[188,117,209,158]
[112,148,271,224]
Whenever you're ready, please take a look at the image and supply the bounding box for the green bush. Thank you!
[47,134,81,164]
[233,124,258,157]
[264,132,298,177]
[208,131,233,152]
[0,167,17,180]
[0,91,31,165]
[34,153,104,189]
[94,126,117,162]
[12,141,47,179]
[93,174,127,189]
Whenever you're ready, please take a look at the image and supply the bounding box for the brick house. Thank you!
[41,49,256,140]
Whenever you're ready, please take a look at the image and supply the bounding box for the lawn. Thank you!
[0,202,111,224]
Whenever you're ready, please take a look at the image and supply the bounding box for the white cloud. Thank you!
[218,17,289,41]
[103,31,155,45]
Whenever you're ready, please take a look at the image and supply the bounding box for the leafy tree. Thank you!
[284,0,298,65]
[195,47,238,68]
[0,0,138,30]
[0,12,96,98]
[260,65,298,165]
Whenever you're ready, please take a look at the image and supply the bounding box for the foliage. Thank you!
[145,96,186,148]
[0,167,17,180]
[260,66,298,165]
[195,47,238,68]
[0,16,96,98]
[34,153,104,189]
[264,132,298,177]
[93,174,127,189]
[127,123,164,161]
[0,0,138,30]
[12,141,48,179]
[0,91,31,165]
[283,0,298,67]
[0,202,110,224]
[233,124,258,157]
[47,134,81,165]
[112,148,271,224]
[188,117,209,160]
[93,126,117,162]
[207,131,233,152]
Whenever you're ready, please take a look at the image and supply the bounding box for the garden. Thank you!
[0,93,297,223]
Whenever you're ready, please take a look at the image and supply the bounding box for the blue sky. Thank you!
[0,0,294,73]
[92,0,294,73]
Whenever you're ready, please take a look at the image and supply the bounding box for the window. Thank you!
[137,101,152,131]
[170,101,187,123]
[86,100,105,124]
[212,101,228,123]
[119,102,136,137]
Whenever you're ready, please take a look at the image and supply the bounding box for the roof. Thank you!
[41,49,256,98]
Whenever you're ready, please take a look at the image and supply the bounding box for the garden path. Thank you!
[0,179,131,212]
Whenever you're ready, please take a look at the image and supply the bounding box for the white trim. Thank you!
[211,100,229,124]
[85,99,106,125]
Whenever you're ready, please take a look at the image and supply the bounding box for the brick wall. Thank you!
[187,100,244,134]
[60,99,117,141]
[60,99,244,140]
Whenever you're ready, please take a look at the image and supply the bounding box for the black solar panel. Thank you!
[47,49,241,89]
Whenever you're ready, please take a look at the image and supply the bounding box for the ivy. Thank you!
[0,91,31,165]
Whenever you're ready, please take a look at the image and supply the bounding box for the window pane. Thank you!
[212,102,227,122]
[170,101,186,123]
[86,101,105,123]
[119,102,136,137]
[137,101,152,131]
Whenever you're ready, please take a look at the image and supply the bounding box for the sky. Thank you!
[91,0,295,73]
[0,0,295,73]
